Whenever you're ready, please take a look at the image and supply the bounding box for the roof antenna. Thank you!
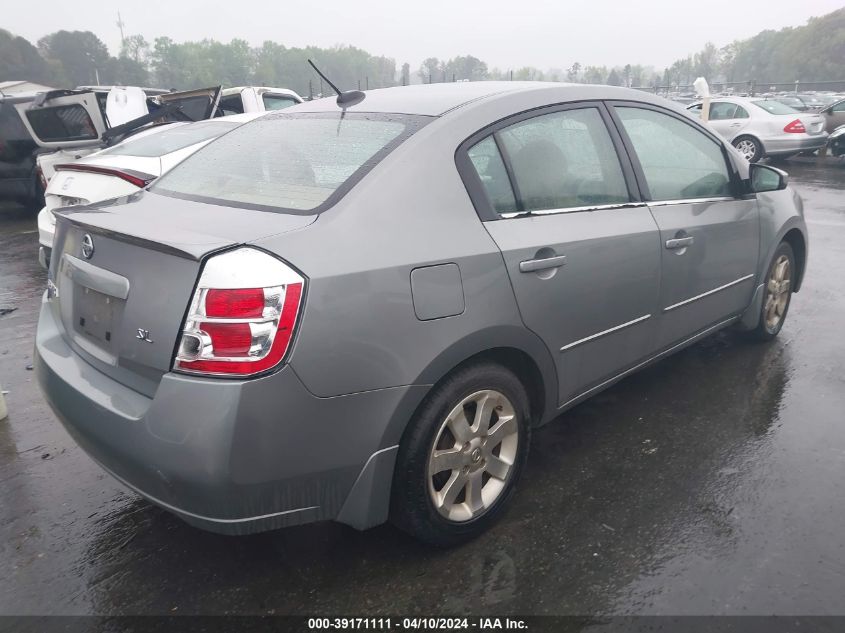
[308,59,365,108]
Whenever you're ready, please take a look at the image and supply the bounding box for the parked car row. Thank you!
[37,112,264,265]
[686,96,830,162]
[33,82,808,546]
[0,83,303,212]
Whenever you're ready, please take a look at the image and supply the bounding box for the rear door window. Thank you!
[153,112,429,213]
[497,107,630,212]
[709,102,738,120]
[26,104,97,142]
[463,106,631,216]
[466,136,518,215]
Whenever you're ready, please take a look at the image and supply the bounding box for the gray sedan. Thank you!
[36,83,807,546]
[688,96,828,162]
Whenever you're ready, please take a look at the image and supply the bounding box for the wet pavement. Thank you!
[1,158,844,617]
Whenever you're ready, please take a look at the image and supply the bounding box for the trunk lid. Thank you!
[797,112,826,135]
[48,192,316,396]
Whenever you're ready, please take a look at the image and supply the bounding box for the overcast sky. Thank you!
[5,0,843,70]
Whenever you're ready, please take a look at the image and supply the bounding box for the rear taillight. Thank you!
[783,119,806,133]
[174,248,305,377]
[36,165,48,190]
[54,163,156,188]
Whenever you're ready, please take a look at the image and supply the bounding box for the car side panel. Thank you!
[756,187,808,291]
[253,118,535,403]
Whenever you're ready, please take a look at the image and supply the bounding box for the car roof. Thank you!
[286,81,664,117]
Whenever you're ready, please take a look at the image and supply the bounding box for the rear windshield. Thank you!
[152,112,429,213]
[751,100,798,115]
[100,121,237,157]
[26,104,97,142]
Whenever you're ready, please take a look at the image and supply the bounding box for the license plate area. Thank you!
[72,285,121,351]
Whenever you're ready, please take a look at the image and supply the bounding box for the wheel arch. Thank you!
[782,227,807,292]
[380,325,559,451]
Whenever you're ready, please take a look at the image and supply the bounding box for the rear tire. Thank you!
[391,362,531,547]
[733,136,763,163]
[747,241,795,341]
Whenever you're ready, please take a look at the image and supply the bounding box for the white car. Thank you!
[217,86,303,115]
[687,96,828,162]
[37,112,263,263]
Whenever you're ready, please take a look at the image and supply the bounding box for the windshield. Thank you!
[751,100,799,115]
[152,112,429,214]
[100,121,238,157]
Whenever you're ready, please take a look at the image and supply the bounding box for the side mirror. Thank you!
[749,163,788,193]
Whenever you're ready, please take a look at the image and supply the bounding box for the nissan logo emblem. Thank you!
[81,234,94,260]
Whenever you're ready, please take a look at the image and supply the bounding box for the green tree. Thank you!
[0,29,56,85]
[606,68,622,86]
[419,57,441,83]
[38,30,110,86]
[442,55,487,81]
[566,62,581,82]
[121,34,149,65]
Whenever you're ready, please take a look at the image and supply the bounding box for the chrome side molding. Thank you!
[663,274,755,313]
[560,314,651,352]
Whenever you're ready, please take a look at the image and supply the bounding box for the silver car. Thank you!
[688,96,828,162]
[36,83,808,546]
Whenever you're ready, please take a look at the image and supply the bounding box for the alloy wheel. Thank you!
[735,139,758,161]
[764,254,791,331]
[427,389,520,522]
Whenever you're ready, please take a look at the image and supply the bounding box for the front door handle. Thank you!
[519,255,567,273]
[665,236,695,250]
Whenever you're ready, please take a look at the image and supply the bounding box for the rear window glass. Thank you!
[751,100,798,115]
[100,121,237,157]
[262,94,299,110]
[26,104,97,142]
[153,112,428,213]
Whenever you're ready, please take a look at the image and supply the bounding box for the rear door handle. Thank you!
[519,255,567,273]
[665,236,695,250]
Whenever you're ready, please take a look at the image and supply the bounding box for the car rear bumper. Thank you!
[35,295,425,534]
[763,133,829,155]
[37,206,55,250]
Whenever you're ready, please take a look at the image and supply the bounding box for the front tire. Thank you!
[733,135,763,163]
[749,241,795,341]
[391,362,531,546]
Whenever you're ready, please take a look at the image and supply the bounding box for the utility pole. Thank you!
[116,10,126,48]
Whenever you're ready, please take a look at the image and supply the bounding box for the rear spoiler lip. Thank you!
[53,205,235,262]
[54,163,157,188]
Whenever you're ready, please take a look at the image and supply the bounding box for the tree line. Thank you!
[1,7,842,97]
